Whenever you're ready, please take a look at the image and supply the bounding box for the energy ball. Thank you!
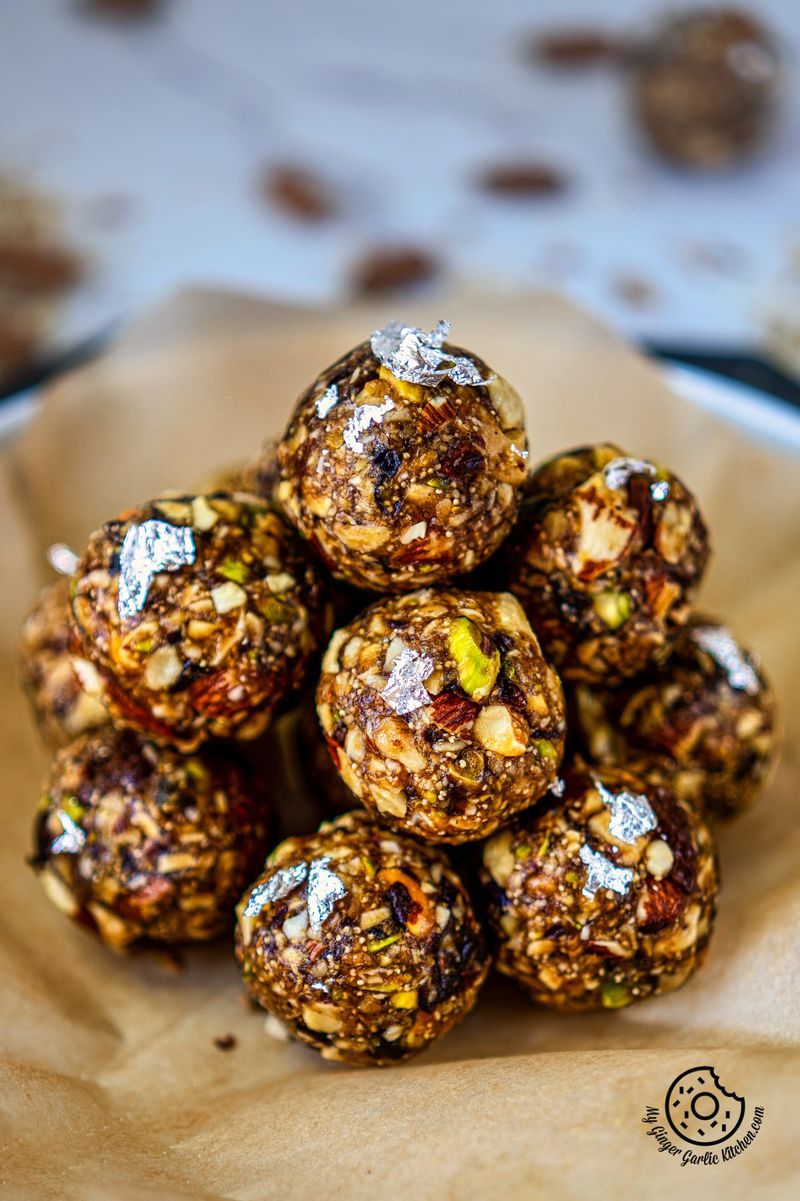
[480,764,718,1010]
[236,810,489,1065]
[272,319,528,591]
[20,577,109,747]
[71,492,328,751]
[505,444,710,684]
[629,8,779,170]
[573,617,778,821]
[317,589,566,843]
[32,727,269,949]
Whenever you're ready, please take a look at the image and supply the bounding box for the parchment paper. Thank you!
[1,291,798,1201]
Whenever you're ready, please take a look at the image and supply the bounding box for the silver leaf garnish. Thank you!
[51,811,86,855]
[342,399,394,454]
[650,479,670,501]
[511,443,529,461]
[550,777,566,798]
[316,384,339,419]
[691,625,760,695]
[47,543,79,576]
[117,520,196,620]
[306,856,347,932]
[243,861,309,917]
[604,457,656,490]
[579,844,634,899]
[370,319,487,388]
[381,644,434,716]
[595,779,657,845]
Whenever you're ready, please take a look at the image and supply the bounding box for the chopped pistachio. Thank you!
[593,589,633,630]
[390,989,419,1009]
[448,617,500,700]
[367,934,401,953]
[601,980,632,1009]
[535,739,557,760]
[217,559,250,585]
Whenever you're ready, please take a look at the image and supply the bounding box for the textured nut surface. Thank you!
[272,331,527,590]
[572,615,778,820]
[479,763,718,1010]
[33,726,269,948]
[236,810,488,1066]
[19,578,109,747]
[317,589,566,842]
[505,443,710,683]
[71,492,329,750]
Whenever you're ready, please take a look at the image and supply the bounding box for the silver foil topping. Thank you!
[550,777,566,798]
[117,520,196,620]
[342,398,394,453]
[47,543,79,576]
[381,644,434,715]
[511,443,529,461]
[306,856,347,933]
[603,457,670,501]
[596,779,657,844]
[370,319,487,388]
[579,844,634,899]
[242,857,346,930]
[604,457,657,490]
[51,811,86,855]
[243,861,309,917]
[691,625,760,694]
[316,384,339,419]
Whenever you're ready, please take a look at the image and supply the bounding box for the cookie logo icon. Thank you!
[664,1066,746,1147]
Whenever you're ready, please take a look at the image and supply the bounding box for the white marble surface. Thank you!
[1,0,799,353]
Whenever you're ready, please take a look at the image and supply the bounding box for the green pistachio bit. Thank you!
[535,739,557,760]
[218,559,250,584]
[601,980,632,1009]
[184,758,209,784]
[260,598,294,624]
[367,934,401,953]
[61,796,85,823]
[593,589,633,630]
[427,475,449,490]
[133,638,154,654]
[69,577,78,601]
[448,617,500,700]
[538,834,550,857]
[362,856,376,878]
[564,871,579,885]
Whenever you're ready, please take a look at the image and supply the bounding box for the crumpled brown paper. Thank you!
[1,291,798,1201]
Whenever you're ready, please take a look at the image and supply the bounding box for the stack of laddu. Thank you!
[21,319,777,1066]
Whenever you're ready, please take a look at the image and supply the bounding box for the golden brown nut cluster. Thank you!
[20,578,109,747]
[505,444,710,684]
[71,492,329,750]
[270,321,528,591]
[630,8,779,170]
[33,727,269,949]
[480,765,718,1010]
[316,589,566,842]
[572,617,777,821]
[236,811,489,1065]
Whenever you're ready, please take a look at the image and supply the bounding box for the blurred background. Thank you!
[1,0,799,417]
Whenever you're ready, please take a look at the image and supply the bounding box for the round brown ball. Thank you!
[272,320,528,591]
[317,588,566,843]
[505,444,710,684]
[71,492,329,750]
[20,577,109,747]
[629,8,779,170]
[480,764,718,1010]
[572,616,778,821]
[33,726,269,949]
[236,810,489,1065]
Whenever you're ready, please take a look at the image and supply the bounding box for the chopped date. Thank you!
[528,28,625,67]
[262,164,337,222]
[477,162,568,198]
[441,441,485,481]
[385,881,421,929]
